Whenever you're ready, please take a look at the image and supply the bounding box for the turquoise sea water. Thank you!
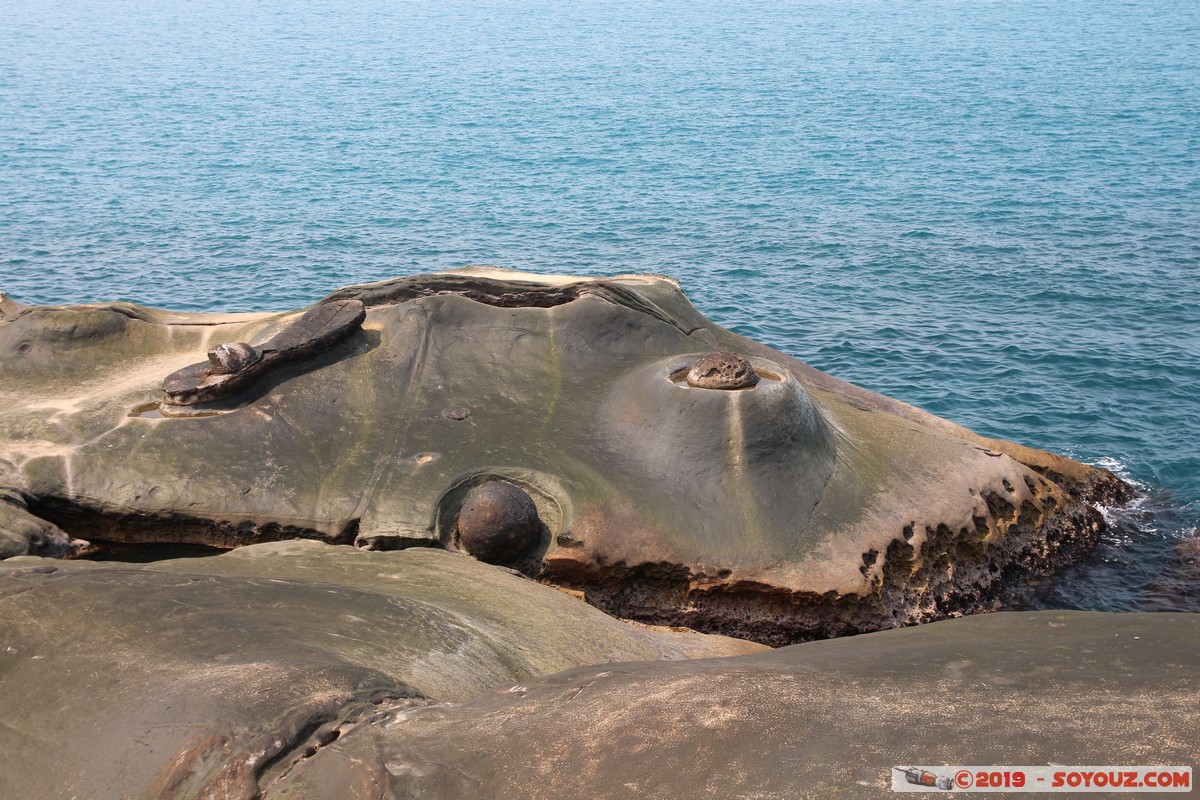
[2,0,1197,609]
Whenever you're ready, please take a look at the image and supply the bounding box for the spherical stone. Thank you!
[456,482,541,564]
[206,342,260,375]
[686,351,759,389]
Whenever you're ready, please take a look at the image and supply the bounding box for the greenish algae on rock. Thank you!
[0,268,1129,643]
[0,542,760,800]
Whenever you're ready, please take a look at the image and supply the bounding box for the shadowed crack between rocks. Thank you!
[24,494,361,556]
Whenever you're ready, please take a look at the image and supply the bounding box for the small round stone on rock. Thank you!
[442,407,470,421]
[686,352,759,389]
[456,481,540,564]
[206,342,260,375]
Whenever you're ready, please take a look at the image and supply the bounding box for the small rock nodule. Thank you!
[206,342,260,375]
[686,351,759,389]
[456,482,541,564]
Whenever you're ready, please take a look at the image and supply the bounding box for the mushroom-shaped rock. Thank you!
[456,482,541,564]
[687,351,759,389]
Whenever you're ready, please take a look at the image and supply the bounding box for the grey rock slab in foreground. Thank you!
[273,611,1200,800]
[0,267,1131,642]
[0,542,761,800]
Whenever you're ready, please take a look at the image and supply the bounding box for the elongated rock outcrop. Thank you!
[0,268,1130,642]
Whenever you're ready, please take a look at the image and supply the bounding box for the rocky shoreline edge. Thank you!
[1,268,1193,798]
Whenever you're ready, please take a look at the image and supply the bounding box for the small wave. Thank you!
[1085,455,1154,498]
[1008,485,1199,615]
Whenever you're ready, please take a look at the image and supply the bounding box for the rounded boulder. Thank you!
[456,482,541,564]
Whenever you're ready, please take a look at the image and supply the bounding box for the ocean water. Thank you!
[2,0,1197,609]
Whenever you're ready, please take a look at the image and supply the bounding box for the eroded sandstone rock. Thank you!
[206,341,260,374]
[273,611,1197,800]
[686,350,759,389]
[0,489,90,559]
[0,542,760,800]
[0,267,1132,642]
[161,298,365,407]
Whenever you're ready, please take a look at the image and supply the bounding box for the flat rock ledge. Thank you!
[0,267,1133,644]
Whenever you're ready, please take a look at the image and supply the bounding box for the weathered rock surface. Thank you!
[454,480,542,564]
[206,341,260,374]
[161,298,365,407]
[0,541,760,800]
[0,271,1184,800]
[686,350,759,389]
[0,268,1131,642]
[270,611,1200,800]
[0,488,89,559]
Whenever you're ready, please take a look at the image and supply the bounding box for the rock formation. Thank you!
[0,542,760,799]
[0,269,1189,800]
[0,268,1130,642]
[161,299,365,409]
[273,611,1200,800]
